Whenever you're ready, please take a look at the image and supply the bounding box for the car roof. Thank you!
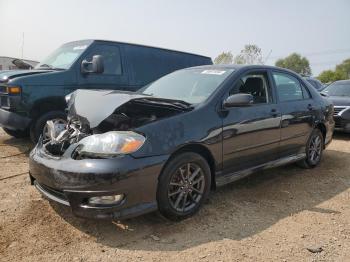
[333,79,350,84]
[183,64,299,74]
[64,39,212,59]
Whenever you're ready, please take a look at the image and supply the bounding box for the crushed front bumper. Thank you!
[29,142,169,219]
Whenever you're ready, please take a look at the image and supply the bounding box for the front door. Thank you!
[221,70,281,176]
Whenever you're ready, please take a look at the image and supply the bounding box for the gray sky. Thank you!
[1,0,349,75]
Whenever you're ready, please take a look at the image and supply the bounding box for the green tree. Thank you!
[317,58,350,83]
[335,58,350,79]
[317,70,337,83]
[214,51,233,64]
[234,44,263,65]
[275,53,311,75]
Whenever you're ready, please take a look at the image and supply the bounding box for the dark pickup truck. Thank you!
[0,39,212,141]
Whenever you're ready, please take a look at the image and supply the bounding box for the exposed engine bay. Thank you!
[42,90,191,157]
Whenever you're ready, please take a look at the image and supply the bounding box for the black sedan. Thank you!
[322,79,350,132]
[29,65,334,220]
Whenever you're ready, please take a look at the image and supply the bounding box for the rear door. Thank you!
[77,43,129,90]
[272,71,315,157]
[221,69,281,175]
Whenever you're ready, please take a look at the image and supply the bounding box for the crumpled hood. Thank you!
[68,89,151,128]
[328,96,350,107]
[0,69,54,83]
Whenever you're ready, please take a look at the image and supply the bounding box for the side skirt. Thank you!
[215,153,306,187]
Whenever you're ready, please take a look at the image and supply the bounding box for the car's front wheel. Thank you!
[298,128,324,168]
[157,152,211,221]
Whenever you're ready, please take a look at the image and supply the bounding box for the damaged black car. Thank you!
[29,65,334,220]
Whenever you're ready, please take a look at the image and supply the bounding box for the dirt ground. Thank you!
[0,129,349,262]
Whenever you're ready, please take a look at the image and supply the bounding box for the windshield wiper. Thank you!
[37,64,65,70]
[38,64,53,69]
[135,97,193,111]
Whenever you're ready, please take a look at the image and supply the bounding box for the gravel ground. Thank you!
[0,128,350,262]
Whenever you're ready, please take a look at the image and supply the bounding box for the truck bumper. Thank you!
[0,108,31,130]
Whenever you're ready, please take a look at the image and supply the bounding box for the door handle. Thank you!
[270,108,280,117]
[307,104,314,111]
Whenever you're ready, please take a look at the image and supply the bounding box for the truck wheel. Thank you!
[2,128,29,138]
[30,111,67,143]
[157,152,211,221]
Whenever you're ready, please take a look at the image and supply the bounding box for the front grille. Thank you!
[334,117,347,129]
[0,96,9,108]
[334,107,347,116]
[335,119,342,128]
[0,84,8,108]
[0,84,7,94]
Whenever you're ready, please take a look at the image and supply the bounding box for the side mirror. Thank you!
[320,91,329,97]
[223,93,254,107]
[81,55,104,74]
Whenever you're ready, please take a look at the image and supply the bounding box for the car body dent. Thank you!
[67,89,151,128]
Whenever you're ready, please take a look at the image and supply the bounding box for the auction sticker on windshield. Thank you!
[201,70,226,75]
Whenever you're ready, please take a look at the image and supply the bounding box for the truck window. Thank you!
[126,46,205,87]
[85,44,122,75]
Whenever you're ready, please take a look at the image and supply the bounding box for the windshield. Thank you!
[35,40,93,70]
[323,82,350,96]
[141,68,234,104]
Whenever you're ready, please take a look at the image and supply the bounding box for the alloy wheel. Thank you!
[167,163,205,213]
[308,134,322,164]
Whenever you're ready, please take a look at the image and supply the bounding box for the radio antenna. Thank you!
[21,32,24,59]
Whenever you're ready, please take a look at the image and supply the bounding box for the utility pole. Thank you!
[21,32,24,59]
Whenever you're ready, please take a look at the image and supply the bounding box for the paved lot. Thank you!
[0,128,350,261]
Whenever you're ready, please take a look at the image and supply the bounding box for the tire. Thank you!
[30,111,67,143]
[157,152,211,221]
[2,127,29,138]
[297,128,324,169]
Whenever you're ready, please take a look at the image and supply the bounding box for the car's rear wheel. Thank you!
[297,129,324,168]
[2,127,29,138]
[157,152,211,220]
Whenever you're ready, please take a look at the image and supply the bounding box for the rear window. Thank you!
[125,45,211,86]
[273,72,305,102]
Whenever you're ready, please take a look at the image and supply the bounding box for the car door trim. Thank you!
[215,153,306,187]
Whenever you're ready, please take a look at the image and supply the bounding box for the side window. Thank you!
[273,72,304,102]
[86,44,122,75]
[229,72,271,104]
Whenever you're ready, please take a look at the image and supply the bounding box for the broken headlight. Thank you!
[76,131,145,158]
